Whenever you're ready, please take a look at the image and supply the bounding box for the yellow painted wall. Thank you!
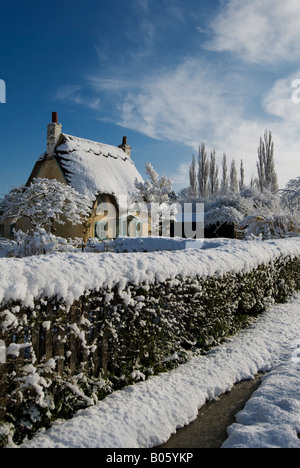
[30,157,67,184]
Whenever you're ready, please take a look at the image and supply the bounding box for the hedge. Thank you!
[1,254,300,446]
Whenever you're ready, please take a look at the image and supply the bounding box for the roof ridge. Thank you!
[57,133,134,166]
[62,133,125,152]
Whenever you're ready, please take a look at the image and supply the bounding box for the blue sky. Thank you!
[1,0,300,196]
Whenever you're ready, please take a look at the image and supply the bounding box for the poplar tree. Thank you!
[256,130,278,193]
[189,154,198,197]
[198,142,209,198]
[230,159,239,194]
[221,153,229,194]
[239,159,245,191]
[209,149,219,196]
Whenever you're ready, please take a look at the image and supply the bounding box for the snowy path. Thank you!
[21,294,300,449]
[223,351,300,448]
[160,374,264,448]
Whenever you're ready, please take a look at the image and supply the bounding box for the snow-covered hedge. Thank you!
[239,211,300,240]
[0,229,83,258]
[183,187,300,240]
[2,238,300,446]
[85,236,193,253]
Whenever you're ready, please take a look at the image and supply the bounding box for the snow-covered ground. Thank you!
[20,293,300,449]
[0,238,13,258]
[224,361,300,448]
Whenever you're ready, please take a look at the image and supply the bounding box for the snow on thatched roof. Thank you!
[54,134,143,202]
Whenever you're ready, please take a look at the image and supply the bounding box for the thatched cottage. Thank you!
[1,113,147,241]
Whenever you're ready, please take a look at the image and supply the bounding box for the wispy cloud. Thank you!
[116,59,246,147]
[87,77,137,93]
[263,70,300,122]
[55,84,101,111]
[58,58,300,187]
[260,71,300,181]
[55,1,300,189]
[170,162,191,187]
[106,58,267,185]
[114,59,300,187]
[204,0,300,65]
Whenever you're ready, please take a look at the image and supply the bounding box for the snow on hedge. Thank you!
[1,237,300,308]
[86,236,194,253]
[21,293,300,448]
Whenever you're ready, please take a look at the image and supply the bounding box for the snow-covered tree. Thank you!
[239,208,300,240]
[221,154,229,194]
[135,163,177,235]
[198,143,209,198]
[257,137,265,193]
[230,160,239,193]
[204,186,286,239]
[281,177,300,209]
[209,149,219,196]
[189,155,198,197]
[256,130,278,193]
[0,178,92,233]
[239,159,245,191]
[135,163,174,205]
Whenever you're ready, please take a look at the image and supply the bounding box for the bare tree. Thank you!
[257,130,278,193]
[198,142,209,198]
[230,159,239,194]
[239,159,245,191]
[221,153,229,194]
[189,154,198,197]
[209,149,219,196]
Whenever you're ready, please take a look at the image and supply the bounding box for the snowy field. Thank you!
[20,293,300,449]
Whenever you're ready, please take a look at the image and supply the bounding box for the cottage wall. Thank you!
[31,157,66,185]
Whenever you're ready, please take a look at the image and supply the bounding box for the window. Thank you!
[9,224,16,237]
[95,221,108,240]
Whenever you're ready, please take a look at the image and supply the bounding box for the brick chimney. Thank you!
[47,112,62,156]
[118,136,131,158]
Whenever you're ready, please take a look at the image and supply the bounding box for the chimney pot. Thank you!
[47,113,62,156]
[118,136,131,158]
